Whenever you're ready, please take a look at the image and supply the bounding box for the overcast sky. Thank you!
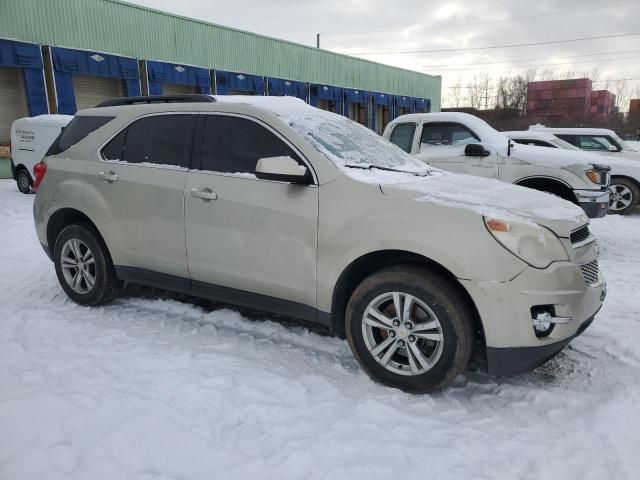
[128,0,639,110]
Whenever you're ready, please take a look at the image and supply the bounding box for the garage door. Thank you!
[73,75,123,111]
[162,83,197,96]
[0,67,29,143]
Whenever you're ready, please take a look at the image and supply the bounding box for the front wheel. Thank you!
[609,177,640,215]
[15,169,32,194]
[54,224,119,306]
[345,266,474,393]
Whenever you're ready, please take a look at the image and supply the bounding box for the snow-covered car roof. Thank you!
[12,114,73,128]
[528,125,636,152]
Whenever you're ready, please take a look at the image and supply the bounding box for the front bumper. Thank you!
[461,260,606,376]
[575,189,609,218]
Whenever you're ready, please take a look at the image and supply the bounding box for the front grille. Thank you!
[570,225,591,245]
[580,259,599,285]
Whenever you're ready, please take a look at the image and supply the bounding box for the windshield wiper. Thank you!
[344,163,430,176]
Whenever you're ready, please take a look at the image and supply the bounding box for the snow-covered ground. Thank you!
[1,178,639,480]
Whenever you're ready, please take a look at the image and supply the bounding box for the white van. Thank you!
[10,115,72,193]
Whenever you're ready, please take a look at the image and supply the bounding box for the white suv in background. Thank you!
[32,95,605,393]
[508,130,640,215]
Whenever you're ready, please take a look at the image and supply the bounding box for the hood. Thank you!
[379,173,588,237]
[504,142,599,168]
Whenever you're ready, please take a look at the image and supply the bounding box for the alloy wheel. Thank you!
[609,184,633,211]
[362,291,444,376]
[60,239,96,294]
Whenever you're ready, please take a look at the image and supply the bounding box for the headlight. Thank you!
[585,169,601,184]
[484,218,569,268]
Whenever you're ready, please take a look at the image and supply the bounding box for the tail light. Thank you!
[33,161,47,192]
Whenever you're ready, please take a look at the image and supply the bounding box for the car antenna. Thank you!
[507,132,512,156]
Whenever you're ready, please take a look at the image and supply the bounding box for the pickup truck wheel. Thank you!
[609,178,639,214]
[53,224,119,306]
[15,169,32,194]
[345,266,474,393]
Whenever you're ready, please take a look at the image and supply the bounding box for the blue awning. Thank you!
[268,78,308,100]
[0,39,43,68]
[344,88,370,104]
[216,70,265,95]
[51,47,141,114]
[146,61,211,95]
[414,97,431,111]
[394,95,413,108]
[371,91,392,106]
[312,84,343,101]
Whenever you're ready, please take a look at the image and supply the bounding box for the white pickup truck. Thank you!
[383,112,611,218]
[507,129,640,214]
[10,115,72,193]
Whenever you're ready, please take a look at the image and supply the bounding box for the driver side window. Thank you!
[420,123,479,149]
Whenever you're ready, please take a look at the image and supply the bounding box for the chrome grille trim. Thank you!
[570,225,593,247]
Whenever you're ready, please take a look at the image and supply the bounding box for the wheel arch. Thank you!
[329,249,485,347]
[610,174,640,190]
[514,175,577,203]
[46,208,109,259]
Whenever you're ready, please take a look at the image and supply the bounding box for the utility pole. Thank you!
[316,33,320,49]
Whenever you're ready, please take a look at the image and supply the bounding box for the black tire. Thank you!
[608,177,640,215]
[346,265,474,393]
[53,223,119,306]
[15,169,32,194]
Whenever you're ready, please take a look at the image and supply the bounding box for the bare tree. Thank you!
[612,79,630,112]
[538,69,557,81]
[451,80,463,109]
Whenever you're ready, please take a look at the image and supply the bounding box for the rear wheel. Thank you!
[15,169,32,194]
[609,177,639,214]
[345,266,474,393]
[54,224,119,305]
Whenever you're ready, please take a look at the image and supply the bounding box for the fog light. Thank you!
[532,311,572,338]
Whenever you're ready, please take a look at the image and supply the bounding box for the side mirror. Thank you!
[608,145,618,152]
[255,156,310,184]
[464,144,490,157]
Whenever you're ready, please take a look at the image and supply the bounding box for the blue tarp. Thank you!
[414,97,431,112]
[0,39,47,116]
[51,47,141,114]
[146,61,211,95]
[394,95,413,109]
[267,78,308,100]
[216,70,265,95]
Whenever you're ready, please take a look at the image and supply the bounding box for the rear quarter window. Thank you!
[46,116,114,156]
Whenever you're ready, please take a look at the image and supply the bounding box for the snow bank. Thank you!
[1,180,640,479]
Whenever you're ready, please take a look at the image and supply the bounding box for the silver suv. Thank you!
[33,95,606,392]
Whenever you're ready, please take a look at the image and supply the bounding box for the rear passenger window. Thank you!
[389,123,416,153]
[47,116,114,156]
[105,115,196,167]
[199,115,300,174]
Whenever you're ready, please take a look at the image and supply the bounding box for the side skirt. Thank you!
[114,266,331,329]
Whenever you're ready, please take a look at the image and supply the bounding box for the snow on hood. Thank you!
[377,170,588,232]
[214,95,433,175]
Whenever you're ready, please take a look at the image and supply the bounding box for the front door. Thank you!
[184,114,318,310]
[417,122,498,178]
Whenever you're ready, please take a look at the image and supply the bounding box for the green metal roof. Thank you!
[0,0,441,110]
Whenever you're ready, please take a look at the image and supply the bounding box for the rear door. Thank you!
[417,122,498,178]
[84,113,196,278]
[184,113,318,310]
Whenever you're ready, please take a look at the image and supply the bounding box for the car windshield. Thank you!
[215,96,431,175]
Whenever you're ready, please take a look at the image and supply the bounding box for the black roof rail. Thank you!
[96,94,216,107]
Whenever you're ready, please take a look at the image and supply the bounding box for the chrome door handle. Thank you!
[97,171,118,183]
[190,188,218,201]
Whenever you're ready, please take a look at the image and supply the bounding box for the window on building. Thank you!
[199,115,301,174]
[388,123,416,153]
